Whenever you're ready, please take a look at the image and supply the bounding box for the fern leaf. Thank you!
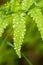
[13,13,26,58]
[35,0,43,7]
[10,0,20,12]
[29,7,43,40]
[0,15,9,37]
[21,0,34,11]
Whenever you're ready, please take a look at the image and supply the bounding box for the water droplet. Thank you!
[13,25,15,28]
[14,47,16,50]
[21,13,25,17]
[13,37,15,40]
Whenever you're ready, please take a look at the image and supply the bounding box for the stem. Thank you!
[7,42,33,65]
[22,53,33,65]
[7,41,14,48]
[2,25,33,65]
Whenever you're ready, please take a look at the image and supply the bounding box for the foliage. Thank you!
[0,0,43,65]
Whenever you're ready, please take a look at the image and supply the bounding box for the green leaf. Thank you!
[0,15,9,37]
[35,0,43,7]
[13,13,26,58]
[21,0,34,11]
[29,7,43,40]
[10,0,20,12]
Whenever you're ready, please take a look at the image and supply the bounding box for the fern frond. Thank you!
[10,0,20,12]
[0,15,9,37]
[21,0,34,11]
[35,0,43,7]
[13,13,26,58]
[29,7,43,40]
